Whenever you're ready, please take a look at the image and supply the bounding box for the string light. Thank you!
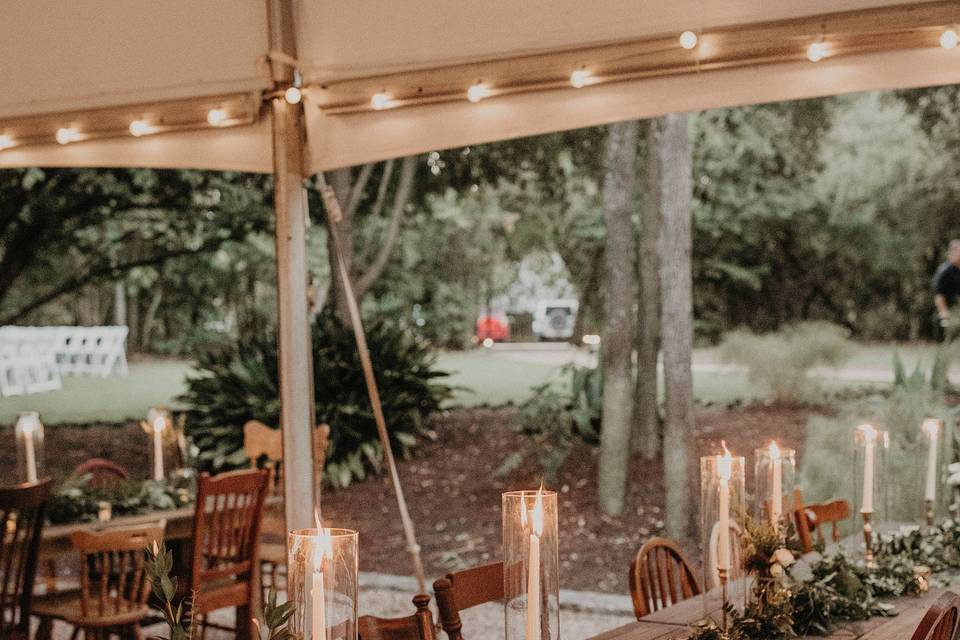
[679,31,699,50]
[128,119,152,137]
[206,108,227,126]
[55,127,79,145]
[807,41,828,62]
[370,92,391,110]
[466,82,490,103]
[570,69,591,88]
[284,86,303,104]
[0,134,12,150]
[941,29,958,50]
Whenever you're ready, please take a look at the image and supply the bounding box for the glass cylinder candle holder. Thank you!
[853,424,888,566]
[146,406,172,482]
[503,489,560,640]
[15,412,45,484]
[921,418,943,527]
[289,527,358,640]
[753,442,796,531]
[700,445,747,621]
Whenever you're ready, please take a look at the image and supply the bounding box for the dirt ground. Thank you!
[6,403,821,594]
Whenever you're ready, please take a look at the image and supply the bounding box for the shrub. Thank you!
[499,361,601,483]
[719,322,854,404]
[180,312,451,487]
[800,355,958,531]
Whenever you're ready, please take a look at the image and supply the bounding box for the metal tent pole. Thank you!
[268,0,317,533]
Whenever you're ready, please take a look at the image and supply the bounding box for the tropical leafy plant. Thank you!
[499,360,602,483]
[181,311,451,487]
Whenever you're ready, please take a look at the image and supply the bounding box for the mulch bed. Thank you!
[321,403,821,593]
[9,403,823,594]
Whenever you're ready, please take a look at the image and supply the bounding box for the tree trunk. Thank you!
[636,124,663,459]
[597,121,639,516]
[325,168,355,325]
[113,281,127,327]
[654,113,698,540]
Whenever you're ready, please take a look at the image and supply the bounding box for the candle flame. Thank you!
[313,507,332,568]
[16,412,39,435]
[531,484,545,537]
[923,418,941,438]
[718,441,732,481]
[858,423,877,443]
[769,441,781,460]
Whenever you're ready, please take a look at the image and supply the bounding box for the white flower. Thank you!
[770,562,784,578]
[772,548,796,567]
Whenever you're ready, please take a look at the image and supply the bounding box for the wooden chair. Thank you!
[629,538,701,620]
[358,593,436,640]
[71,459,130,489]
[33,522,165,640]
[911,591,960,640]
[0,479,53,640]
[187,469,269,640]
[793,489,851,553]
[245,424,330,600]
[433,562,504,640]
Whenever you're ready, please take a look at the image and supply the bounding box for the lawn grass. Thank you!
[0,360,192,425]
[1,341,945,426]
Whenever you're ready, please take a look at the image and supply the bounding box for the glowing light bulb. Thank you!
[941,29,959,50]
[0,134,12,150]
[680,30,699,50]
[467,83,490,103]
[207,109,227,126]
[371,92,391,110]
[284,86,303,104]
[570,69,591,88]
[56,127,79,145]
[807,41,828,62]
[129,120,152,137]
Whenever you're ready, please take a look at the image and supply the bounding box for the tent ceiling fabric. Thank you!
[0,0,958,173]
[0,0,271,120]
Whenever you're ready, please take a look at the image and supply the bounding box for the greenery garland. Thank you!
[689,516,960,639]
[46,474,193,525]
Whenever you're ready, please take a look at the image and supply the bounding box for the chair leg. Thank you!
[69,625,81,640]
[200,615,209,640]
[236,605,251,640]
[35,616,54,640]
[130,624,144,640]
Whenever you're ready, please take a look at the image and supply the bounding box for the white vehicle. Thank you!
[532,299,579,341]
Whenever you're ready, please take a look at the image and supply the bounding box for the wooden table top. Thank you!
[589,587,946,640]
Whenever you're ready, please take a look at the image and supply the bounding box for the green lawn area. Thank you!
[0,360,192,425]
[1,342,945,426]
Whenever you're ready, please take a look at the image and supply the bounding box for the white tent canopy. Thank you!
[2,0,959,536]
[2,0,959,173]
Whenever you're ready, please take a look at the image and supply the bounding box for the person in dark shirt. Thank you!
[932,239,960,341]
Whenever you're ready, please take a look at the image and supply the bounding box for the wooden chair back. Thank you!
[71,458,130,489]
[629,537,701,619]
[433,562,504,640]
[191,469,269,593]
[72,522,165,620]
[0,479,52,639]
[244,422,330,495]
[358,593,436,640]
[793,489,851,553]
[911,591,960,640]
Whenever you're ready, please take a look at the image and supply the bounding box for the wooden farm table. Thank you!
[39,505,196,563]
[589,586,947,639]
